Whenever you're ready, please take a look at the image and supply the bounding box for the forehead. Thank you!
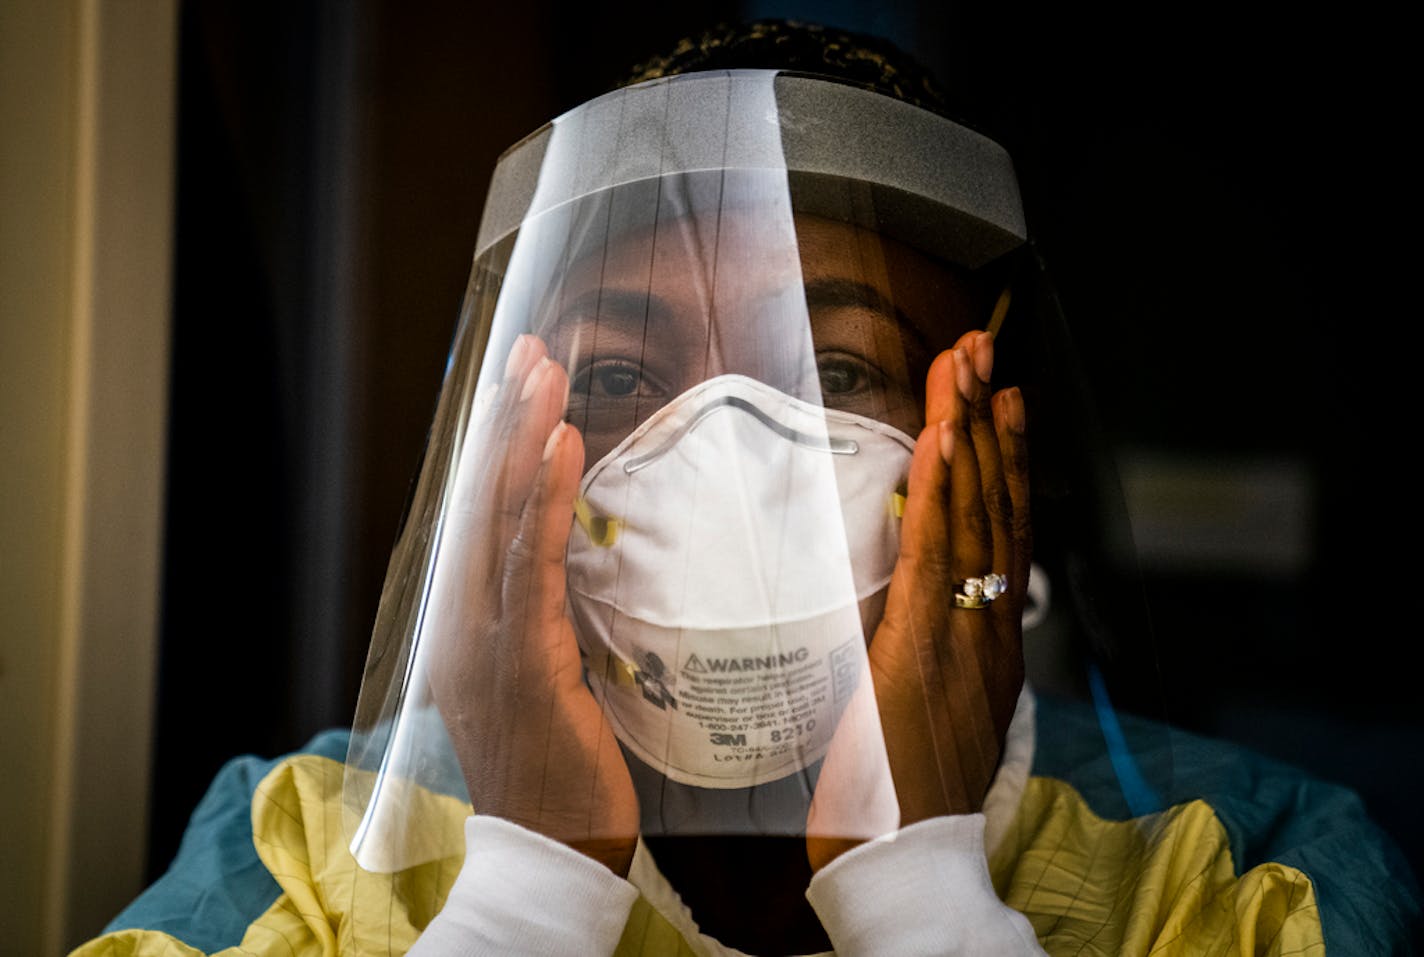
[544,210,981,353]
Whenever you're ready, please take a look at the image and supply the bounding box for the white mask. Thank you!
[567,374,915,788]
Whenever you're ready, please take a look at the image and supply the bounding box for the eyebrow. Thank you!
[553,286,672,328]
[803,277,932,356]
[803,277,894,315]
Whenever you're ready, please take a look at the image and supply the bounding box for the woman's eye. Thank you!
[596,366,639,397]
[817,355,873,396]
[572,360,662,399]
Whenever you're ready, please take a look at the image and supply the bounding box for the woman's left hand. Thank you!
[808,330,1031,870]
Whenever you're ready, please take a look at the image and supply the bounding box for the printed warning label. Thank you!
[829,639,861,705]
[583,607,875,788]
[660,641,850,770]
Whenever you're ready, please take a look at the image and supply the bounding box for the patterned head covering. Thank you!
[620,20,959,123]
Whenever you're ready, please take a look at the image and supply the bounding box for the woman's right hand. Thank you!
[425,334,639,877]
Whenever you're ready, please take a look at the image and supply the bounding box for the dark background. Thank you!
[153,0,1418,887]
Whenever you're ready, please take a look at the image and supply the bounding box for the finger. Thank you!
[941,411,1009,801]
[942,361,994,585]
[937,362,1007,771]
[448,334,551,530]
[959,333,1014,587]
[504,422,586,683]
[505,333,544,390]
[923,346,957,427]
[992,387,1031,614]
[888,423,953,630]
[927,339,1009,583]
[492,355,571,549]
[472,334,551,478]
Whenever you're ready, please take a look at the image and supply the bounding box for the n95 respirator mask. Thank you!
[566,374,915,789]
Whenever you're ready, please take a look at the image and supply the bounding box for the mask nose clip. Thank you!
[622,393,859,475]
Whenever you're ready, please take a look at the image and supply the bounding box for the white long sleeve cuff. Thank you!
[806,814,1045,956]
[409,815,639,957]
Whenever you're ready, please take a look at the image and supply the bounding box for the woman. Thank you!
[81,22,1414,957]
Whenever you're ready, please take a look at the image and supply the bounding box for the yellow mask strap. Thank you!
[574,496,622,547]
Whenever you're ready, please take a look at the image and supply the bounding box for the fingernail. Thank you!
[542,421,567,461]
[521,356,552,402]
[938,419,954,465]
[1003,387,1026,434]
[954,348,974,399]
[973,332,994,384]
[505,334,536,379]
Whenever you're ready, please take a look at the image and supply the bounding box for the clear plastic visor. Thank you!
[344,72,1063,876]
[345,170,1011,867]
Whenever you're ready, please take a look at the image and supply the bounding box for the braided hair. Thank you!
[619,20,962,124]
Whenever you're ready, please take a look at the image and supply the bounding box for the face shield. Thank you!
[342,69,1166,877]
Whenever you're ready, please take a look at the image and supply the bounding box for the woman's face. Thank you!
[542,212,986,468]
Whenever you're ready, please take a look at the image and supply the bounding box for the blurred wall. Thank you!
[1,0,177,951]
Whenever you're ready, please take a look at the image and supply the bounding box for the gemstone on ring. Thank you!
[953,573,1007,610]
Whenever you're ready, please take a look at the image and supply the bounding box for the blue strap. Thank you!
[1087,662,1162,817]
